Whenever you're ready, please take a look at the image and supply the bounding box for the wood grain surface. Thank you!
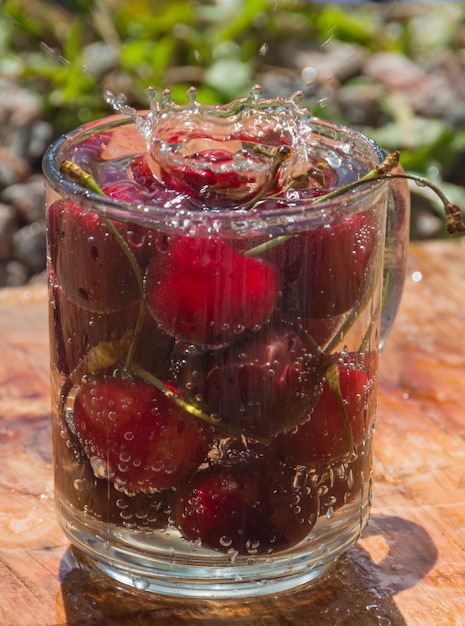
[0,240,464,626]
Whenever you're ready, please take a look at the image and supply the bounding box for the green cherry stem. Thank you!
[244,152,402,258]
[131,361,268,441]
[304,333,355,457]
[242,145,293,212]
[59,160,146,371]
[245,151,465,258]
[324,360,355,457]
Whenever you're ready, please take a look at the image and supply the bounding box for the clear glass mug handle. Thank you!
[379,158,411,350]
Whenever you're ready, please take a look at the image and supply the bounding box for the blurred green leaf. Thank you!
[204,57,253,100]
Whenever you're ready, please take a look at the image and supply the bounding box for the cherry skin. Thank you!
[51,277,174,377]
[263,210,377,320]
[177,326,323,438]
[47,199,141,313]
[144,235,280,347]
[175,442,319,555]
[73,376,213,494]
[274,364,370,468]
[54,428,172,529]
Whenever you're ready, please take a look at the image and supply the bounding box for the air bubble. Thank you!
[90,456,114,480]
[219,536,233,547]
[246,539,260,552]
[293,466,308,489]
[227,548,238,563]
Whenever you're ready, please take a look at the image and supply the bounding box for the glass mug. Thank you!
[43,93,409,598]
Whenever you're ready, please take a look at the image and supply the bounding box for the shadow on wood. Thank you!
[58,513,437,626]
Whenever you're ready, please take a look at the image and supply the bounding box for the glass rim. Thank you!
[42,113,387,235]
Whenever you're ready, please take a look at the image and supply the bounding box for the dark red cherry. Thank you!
[152,145,278,208]
[175,443,319,555]
[263,210,378,319]
[47,199,140,312]
[51,280,174,376]
[178,326,324,438]
[144,236,279,347]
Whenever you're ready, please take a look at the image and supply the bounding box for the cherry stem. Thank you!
[131,361,267,441]
[245,150,465,258]
[242,145,293,211]
[59,160,146,370]
[303,334,355,457]
[324,360,355,457]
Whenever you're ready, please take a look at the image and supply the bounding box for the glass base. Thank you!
[58,500,369,599]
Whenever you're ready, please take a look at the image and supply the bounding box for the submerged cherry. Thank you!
[175,442,319,554]
[264,210,378,320]
[178,325,323,438]
[73,376,213,493]
[47,199,141,312]
[274,363,371,468]
[144,235,279,347]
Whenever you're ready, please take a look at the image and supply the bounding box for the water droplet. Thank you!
[250,84,263,99]
[187,86,197,104]
[301,66,317,84]
[132,577,149,591]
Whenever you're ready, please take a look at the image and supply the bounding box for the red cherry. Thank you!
[54,429,173,529]
[178,326,323,438]
[175,444,319,555]
[102,181,151,203]
[73,376,213,493]
[130,154,158,188]
[274,364,370,467]
[152,144,278,208]
[47,200,141,312]
[51,278,174,376]
[69,130,113,168]
[264,211,377,319]
[144,236,279,347]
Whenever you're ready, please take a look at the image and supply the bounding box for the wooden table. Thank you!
[1,240,464,626]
